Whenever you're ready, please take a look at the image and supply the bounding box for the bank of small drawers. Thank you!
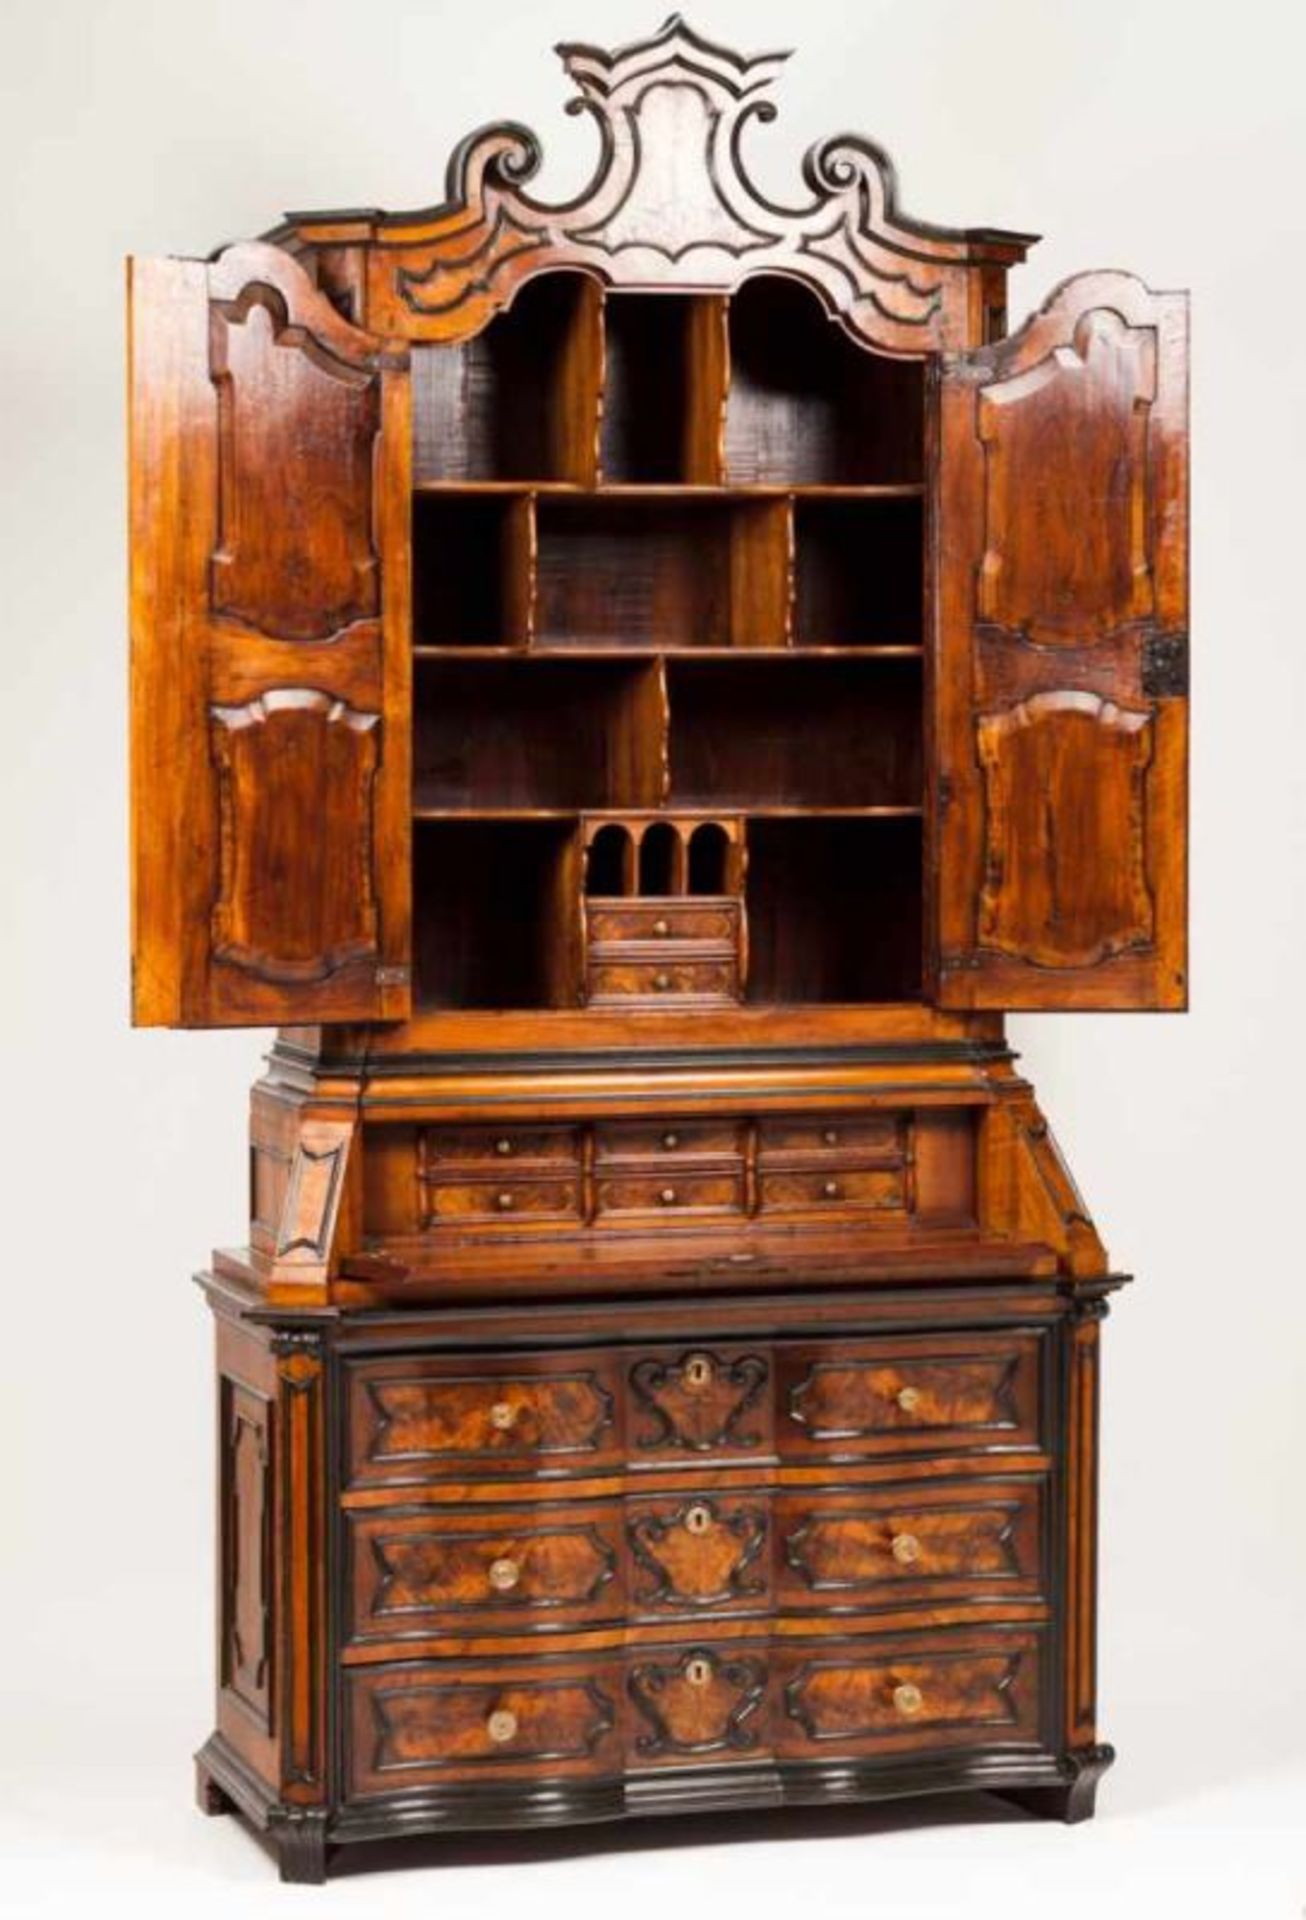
[340,1328,1050,1801]
[584,897,743,1006]
[415,1112,912,1231]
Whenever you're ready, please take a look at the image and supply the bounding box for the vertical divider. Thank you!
[655,654,672,804]
[782,493,797,648]
[685,295,730,483]
[557,275,605,486]
[506,490,537,648]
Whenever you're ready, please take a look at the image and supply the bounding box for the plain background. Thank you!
[2,0,1304,1911]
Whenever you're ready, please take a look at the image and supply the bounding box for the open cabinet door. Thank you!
[129,243,411,1026]
[934,272,1188,1010]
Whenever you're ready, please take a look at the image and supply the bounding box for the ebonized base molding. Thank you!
[196,1731,1110,1884]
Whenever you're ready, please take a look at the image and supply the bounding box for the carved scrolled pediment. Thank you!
[272,14,1035,351]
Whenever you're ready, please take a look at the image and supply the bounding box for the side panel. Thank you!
[129,243,411,1025]
[935,272,1188,1009]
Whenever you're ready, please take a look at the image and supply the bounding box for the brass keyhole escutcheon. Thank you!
[682,1353,714,1390]
[489,1401,517,1431]
[892,1682,924,1717]
[685,1656,712,1688]
[489,1557,521,1592]
[684,1503,712,1536]
[891,1532,921,1566]
[486,1708,519,1744]
[895,1384,922,1415]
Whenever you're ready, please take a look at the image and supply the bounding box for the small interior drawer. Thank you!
[758,1165,907,1216]
[594,1118,744,1164]
[420,1124,580,1169]
[757,1113,905,1161]
[420,1177,581,1226]
[586,957,740,1003]
[587,900,739,945]
[595,1171,745,1219]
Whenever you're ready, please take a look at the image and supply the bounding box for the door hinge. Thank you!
[1141,632,1189,698]
[375,965,410,988]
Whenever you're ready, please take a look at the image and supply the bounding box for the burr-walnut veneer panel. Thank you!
[126,11,1185,1885]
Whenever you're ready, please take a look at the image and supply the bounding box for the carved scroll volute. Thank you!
[340,15,1032,350]
[936,270,1189,1011]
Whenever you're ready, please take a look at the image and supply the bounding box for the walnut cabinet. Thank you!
[127,16,1188,1882]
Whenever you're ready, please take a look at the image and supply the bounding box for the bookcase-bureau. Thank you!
[128,15,1189,1881]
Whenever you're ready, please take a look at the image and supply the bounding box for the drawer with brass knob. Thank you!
[779,1332,1045,1460]
[593,1118,745,1165]
[756,1114,906,1162]
[586,901,740,946]
[776,1480,1044,1606]
[419,1124,581,1171]
[344,1658,623,1794]
[757,1164,907,1218]
[343,1352,622,1489]
[343,1502,625,1644]
[594,1171,745,1221]
[777,1630,1043,1756]
[586,956,740,1005]
[419,1177,582,1228]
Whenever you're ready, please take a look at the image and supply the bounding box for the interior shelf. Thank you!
[599,293,727,483]
[794,496,924,646]
[535,495,788,649]
[724,277,924,486]
[413,657,667,812]
[665,657,923,809]
[413,819,581,1009]
[744,815,923,1004]
[412,272,602,484]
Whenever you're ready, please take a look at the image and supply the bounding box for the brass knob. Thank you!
[495,1191,515,1211]
[662,1130,680,1150]
[891,1532,922,1566]
[652,918,671,937]
[892,1682,924,1717]
[684,1503,712,1536]
[684,1656,712,1687]
[822,1180,841,1200]
[488,1557,521,1592]
[486,1708,518,1744]
[489,1401,517,1430]
[683,1353,713,1390]
[659,1187,679,1206]
[653,971,674,991]
[895,1385,923,1415]
[822,1128,839,1146]
[495,1137,514,1157]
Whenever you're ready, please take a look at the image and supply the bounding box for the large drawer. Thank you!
[345,1502,625,1644]
[345,1657,624,1794]
[775,1479,1045,1608]
[778,1332,1044,1460]
[344,1351,623,1489]
[342,1627,1045,1798]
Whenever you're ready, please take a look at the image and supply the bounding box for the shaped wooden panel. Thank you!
[779,1635,1040,1754]
[936,272,1188,1009]
[129,244,411,1026]
[209,689,379,985]
[209,284,379,641]
[220,1380,274,1729]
